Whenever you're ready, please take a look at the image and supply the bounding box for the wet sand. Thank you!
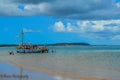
[0,56,109,80]
[0,62,80,80]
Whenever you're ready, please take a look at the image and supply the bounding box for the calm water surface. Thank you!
[0,46,120,80]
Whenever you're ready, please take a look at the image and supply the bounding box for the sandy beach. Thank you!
[0,61,108,80]
[0,55,109,80]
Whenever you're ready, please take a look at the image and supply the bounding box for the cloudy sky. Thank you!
[0,0,120,45]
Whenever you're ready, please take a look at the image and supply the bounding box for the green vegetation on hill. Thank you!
[0,44,17,47]
[47,42,90,46]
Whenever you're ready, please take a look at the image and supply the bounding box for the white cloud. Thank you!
[116,3,120,8]
[112,35,120,40]
[53,21,78,32]
[91,21,105,32]
[24,3,50,15]
[106,26,120,32]
[52,20,120,40]
[66,23,77,32]
[66,23,73,32]
[53,21,66,32]
[0,0,120,20]
[24,5,36,10]
[38,3,49,13]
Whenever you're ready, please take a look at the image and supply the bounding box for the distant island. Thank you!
[0,44,18,47]
[46,42,90,46]
[0,42,90,47]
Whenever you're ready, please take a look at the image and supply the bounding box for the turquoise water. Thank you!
[0,46,120,80]
[49,45,120,54]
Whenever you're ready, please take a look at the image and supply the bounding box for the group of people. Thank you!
[51,49,56,53]
[18,44,39,50]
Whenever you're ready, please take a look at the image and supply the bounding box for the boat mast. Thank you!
[21,29,24,45]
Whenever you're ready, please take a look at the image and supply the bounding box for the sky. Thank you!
[0,0,120,45]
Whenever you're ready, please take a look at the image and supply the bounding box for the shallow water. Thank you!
[0,46,120,80]
[0,63,79,80]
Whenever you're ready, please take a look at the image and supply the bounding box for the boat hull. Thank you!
[17,49,48,53]
[17,49,41,53]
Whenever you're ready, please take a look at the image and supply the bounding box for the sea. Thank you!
[0,45,120,80]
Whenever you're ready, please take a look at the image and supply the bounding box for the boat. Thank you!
[17,29,49,53]
[17,44,48,53]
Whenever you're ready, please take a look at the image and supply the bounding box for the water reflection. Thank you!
[0,63,79,80]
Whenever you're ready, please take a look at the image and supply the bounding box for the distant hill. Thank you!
[0,44,17,47]
[47,42,90,46]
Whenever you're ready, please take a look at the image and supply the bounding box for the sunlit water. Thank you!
[0,46,120,80]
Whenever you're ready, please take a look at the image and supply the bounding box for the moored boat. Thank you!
[16,29,49,53]
[17,44,48,53]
